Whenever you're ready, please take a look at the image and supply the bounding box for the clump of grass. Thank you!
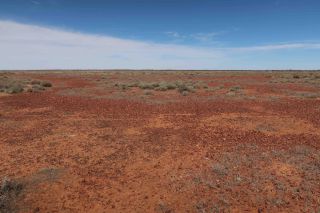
[6,84,24,94]
[181,91,189,96]
[115,83,129,90]
[151,82,160,88]
[229,86,242,92]
[295,92,319,99]
[128,82,139,87]
[40,81,52,87]
[30,84,45,92]
[154,85,167,91]
[120,84,128,90]
[212,163,228,176]
[161,82,176,90]
[31,80,41,85]
[207,85,224,92]
[177,84,195,94]
[0,177,23,213]
[139,83,155,90]
[155,202,173,213]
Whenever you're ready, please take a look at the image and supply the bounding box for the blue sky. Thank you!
[0,0,319,69]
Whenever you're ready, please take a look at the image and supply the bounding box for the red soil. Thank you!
[1,71,319,212]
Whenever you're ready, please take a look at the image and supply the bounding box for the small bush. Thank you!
[40,81,52,87]
[177,84,194,93]
[139,83,155,90]
[0,177,23,213]
[31,80,41,85]
[229,86,241,92]
[120,84,128,90]
[207,85,224,92]
[151,82,160,88]
[6,84,24,94]
[31,84,45,92]
[181,91,189,96]
[154,85,168,91]
[128,82,139,87]
[164,83,176,90]
[212,163,228,176]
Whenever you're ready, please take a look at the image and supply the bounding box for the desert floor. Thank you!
[1,71,320,212]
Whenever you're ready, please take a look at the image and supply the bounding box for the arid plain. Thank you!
[1,71,320,212]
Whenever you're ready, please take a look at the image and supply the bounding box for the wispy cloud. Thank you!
[0,20,320,70]
[221,42,320,53]
[31,0,40,5]
[0,20,223,69]
[165,31,223,43]
[165,31,185,39]
[191,32,223,42]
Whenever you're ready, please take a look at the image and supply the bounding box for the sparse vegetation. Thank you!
[114,80,198,95]
[0,177,23,213]
[31,80,41,85]
[0,75,52,94]
[1,71,320,212]
[212,163,228,176]
[30,84,46,92]
[229,85,241,92]
[6,84,24,94]
[270,71,320,85]
[156,202,173,213]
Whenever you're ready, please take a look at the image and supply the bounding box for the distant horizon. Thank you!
[1,69,320,72]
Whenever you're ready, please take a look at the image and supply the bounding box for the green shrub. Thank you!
[6,84,24,94]
[154,85,167,91]
[151,82,160,87]
[165,83,176,90]
[177,84,194,93]
[31,84,45,92]
[138,83,154,90]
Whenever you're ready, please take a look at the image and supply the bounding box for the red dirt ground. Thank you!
[1,71,320,213]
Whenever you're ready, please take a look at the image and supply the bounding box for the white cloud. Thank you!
[0,20,225,70]
[0,20,320,70]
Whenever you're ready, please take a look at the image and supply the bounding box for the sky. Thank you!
[0,0,319,70]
